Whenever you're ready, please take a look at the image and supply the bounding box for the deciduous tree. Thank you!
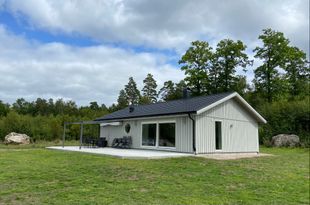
[284,46,309,97]
[212,39,252,93]
[179,41,213,96]
[253,28,290,102]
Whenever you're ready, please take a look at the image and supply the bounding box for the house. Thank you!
[95,92,266,154]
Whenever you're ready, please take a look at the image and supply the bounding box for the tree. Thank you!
[212,39,252,92]
[125,77,141,105]
[35,98,49,115]
[253,28,290,102]
[284,46,309,97]
[174,80,187,98]
[89,102,99,110]
[55,99,65,115]
[179,41,213,96]
[232,75,247,95]
[158,80,175,101]
[158,80,186,101]
[142,73,158,103]
[0,100,10,116]
[12,98,32,115]
[117,89,128,109]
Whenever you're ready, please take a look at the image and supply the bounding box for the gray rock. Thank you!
[271,134,300,147]
[4,132,31,145]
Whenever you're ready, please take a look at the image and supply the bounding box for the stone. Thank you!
[4,132,31,145]
[271,134,300,147]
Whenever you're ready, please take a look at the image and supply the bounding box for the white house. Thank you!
[95,92,266,154]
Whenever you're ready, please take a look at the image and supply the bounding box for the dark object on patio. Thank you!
[97,138,107,147]
[112,138,121,148]
[83,137,99,148]
[82,137,91,147]
[121,136,132,149]
[90,138,98,148]
[112,136,132,148]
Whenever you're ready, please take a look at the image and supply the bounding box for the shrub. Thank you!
[258,97,310,147]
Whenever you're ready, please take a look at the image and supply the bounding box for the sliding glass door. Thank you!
[142,123,157,146]
[141,122,176,148]
[159,123,175,147]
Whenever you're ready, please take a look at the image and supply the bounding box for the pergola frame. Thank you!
[62,120,103,149]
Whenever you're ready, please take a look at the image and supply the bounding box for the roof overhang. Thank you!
[95,112,194,122]
[196,92,267,124]
[100,122,123,127]
[64,120,103,125]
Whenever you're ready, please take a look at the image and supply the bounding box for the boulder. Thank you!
[271,134,300,147]
[4,132,30,145]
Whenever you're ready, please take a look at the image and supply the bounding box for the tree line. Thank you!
[0,28,309,145]
[114,29,308,106]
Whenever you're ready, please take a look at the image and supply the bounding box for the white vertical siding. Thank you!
[100,116,193,153]
[196,99,259,153]
[176,117,193,153]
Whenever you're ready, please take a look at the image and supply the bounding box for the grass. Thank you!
[0,143,309,205]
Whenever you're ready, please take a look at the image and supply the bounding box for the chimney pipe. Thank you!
[129,105,135,113]
[183,87,191,99]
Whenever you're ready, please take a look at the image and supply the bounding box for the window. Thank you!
[159,123,175,147]
[125,123,131,134]
[142,123,156,146]
[215,121,222,150]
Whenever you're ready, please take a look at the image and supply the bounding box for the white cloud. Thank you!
[0,25,184,105]
[3,0,309,53]
[0,0,308,105]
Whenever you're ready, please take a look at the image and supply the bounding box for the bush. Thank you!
[258,97,310,147]
[0,112,101,142]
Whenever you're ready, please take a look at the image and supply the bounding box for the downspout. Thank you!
[188,113,196,155]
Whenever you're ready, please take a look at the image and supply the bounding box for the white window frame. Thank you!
[141,120,176,150]
[141,121,157,148]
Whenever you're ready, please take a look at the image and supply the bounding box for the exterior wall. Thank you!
[100,116,193,153]
[195,99,259,154]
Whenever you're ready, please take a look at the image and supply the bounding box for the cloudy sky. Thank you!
[0,0,309,106]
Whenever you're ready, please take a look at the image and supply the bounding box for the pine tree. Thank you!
[142,73,158,103]
[125,77,141,105]
[117,89,128,109]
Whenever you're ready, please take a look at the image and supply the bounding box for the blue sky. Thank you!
[0,0,308,105]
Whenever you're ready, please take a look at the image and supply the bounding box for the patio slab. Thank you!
[46,146,193,159]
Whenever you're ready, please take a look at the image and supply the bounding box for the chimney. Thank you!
[183,87,191,99]
[129,105,135,113]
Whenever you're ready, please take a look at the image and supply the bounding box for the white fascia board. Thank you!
[196,92,267,124]
[234,93,267,124]
[196,93,238,115]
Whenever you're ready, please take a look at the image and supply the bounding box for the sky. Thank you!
[0,0,309,106]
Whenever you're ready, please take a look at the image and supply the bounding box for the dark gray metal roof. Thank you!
[95,92,233,122]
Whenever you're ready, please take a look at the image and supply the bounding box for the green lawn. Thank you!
[0,144,309,205]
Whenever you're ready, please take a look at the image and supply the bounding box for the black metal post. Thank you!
[62,123,66,148]
[79,122,83,150]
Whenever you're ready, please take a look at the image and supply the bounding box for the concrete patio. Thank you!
[47,146,193,159]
